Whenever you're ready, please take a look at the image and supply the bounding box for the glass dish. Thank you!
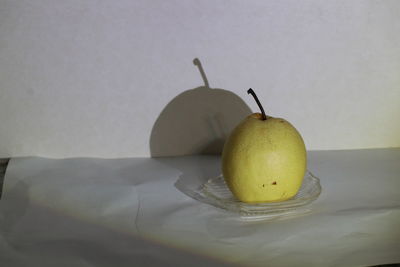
[194,171,321,219]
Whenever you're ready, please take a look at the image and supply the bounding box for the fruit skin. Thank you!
[221,113,307,203]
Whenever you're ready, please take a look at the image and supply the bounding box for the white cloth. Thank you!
[0,149,399,266]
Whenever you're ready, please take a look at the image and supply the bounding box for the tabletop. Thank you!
[0,149,399,266]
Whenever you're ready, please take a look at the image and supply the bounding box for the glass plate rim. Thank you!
[198,170,322,215]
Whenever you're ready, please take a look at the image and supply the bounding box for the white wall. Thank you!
[0,0,399,158]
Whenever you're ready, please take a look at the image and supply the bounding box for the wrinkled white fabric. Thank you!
[0,149,399,266]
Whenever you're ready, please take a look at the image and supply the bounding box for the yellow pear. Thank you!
[221,89,307,203]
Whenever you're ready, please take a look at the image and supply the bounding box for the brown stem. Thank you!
[247,88,267,120]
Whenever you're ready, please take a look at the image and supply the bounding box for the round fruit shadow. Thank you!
[150,59,252,157]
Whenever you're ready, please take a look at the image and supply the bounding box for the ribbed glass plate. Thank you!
[196,171,321,218]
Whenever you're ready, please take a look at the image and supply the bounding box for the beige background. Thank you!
[0,0,399,158]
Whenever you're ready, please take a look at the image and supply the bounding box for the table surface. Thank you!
[0,149,399,267]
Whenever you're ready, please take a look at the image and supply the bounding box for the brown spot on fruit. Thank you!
[262,184,265,187]
[251,113,263,119]
[272,181,277,185]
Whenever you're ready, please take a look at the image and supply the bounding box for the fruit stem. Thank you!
[247,88,267,120]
